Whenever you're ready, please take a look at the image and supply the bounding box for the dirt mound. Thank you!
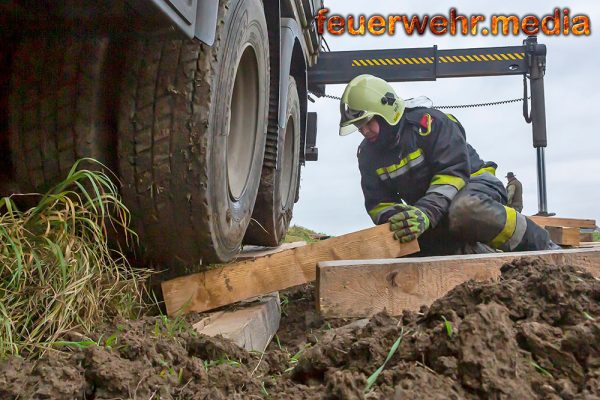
[293,258,600,399]
[1,258,599,399]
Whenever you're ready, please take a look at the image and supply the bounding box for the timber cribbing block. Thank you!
[528,216,596,229]
[317,248,600,318]
[193,293,280,352]
[162,224,419,315]
[545,226,580,247]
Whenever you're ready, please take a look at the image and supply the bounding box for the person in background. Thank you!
[505,172,523,213]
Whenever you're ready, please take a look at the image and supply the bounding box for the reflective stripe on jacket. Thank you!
[359,107,497,227]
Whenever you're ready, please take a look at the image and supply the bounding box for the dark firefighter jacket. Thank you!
[358,107,497,228]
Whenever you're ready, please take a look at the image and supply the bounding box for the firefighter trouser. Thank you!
[416,172,552,256]
[511,205,523,213]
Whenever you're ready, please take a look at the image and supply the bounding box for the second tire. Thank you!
[245,76,301,246]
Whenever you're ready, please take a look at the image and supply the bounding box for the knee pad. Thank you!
[448,194,482,233]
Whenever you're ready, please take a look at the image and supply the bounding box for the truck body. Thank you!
[0,0,322,272]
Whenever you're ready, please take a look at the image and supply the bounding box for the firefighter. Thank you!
[505,172,524,213]
[339,74,558,255]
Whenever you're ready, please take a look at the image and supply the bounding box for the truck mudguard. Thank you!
[148,0,219,45]
[279,17,307,129]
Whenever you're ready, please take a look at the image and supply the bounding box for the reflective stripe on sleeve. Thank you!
[489,206,526,249]
[368,202,398,224]
[505,211,528,250]
[471,166,497,177]
[430,174,466,191]
[426,184,459,200]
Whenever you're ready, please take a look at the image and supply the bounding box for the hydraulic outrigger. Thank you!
[307,36,553,216]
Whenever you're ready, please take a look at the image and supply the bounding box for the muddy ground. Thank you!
[2,257,600,399]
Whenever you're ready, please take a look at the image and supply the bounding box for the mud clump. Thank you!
[1,258,599,399]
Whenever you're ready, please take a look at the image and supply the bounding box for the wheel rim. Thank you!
[279,115,295,209]
[227,45,259,201]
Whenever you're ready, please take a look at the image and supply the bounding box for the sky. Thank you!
[291,0,600,236]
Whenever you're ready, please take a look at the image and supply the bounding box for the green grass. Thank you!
[0,159,151,359]
[593,231,600,241]
[441,316,453,338]
[50,332,119,350]
[283,225,330,244]
[365,328,405,392]
[529,359,553,378]
[153,314,189,338]
[284,343,312,373]
[202,356,242,370]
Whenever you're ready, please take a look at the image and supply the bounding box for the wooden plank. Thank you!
[193,293,280,352]
[528,215,596,229]
[162,224,420,315]
[579,242,600,248]
[546,226,580,247]
[580,232,595,242]
[234,242,307,261]
[317,248,600,318]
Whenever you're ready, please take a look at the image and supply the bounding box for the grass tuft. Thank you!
[283,225,329,244]
[0,159,151,359]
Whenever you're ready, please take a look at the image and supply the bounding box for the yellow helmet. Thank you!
[339,74,405,136]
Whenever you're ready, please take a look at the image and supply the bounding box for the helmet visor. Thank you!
[339,103,373,136]
[339,115,374,136]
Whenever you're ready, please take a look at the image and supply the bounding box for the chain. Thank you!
[308,90,530,109]
[434,97,531,110]
[309,90,342,101]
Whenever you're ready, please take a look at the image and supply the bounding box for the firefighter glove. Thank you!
[389,204,430,243]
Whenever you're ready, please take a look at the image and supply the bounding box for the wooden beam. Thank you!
[545,226,580,247]
[317,248,600,318]
[234,242,307,261]
[193,293,280,352]
[580,232,595,242]
[579,242,600,248]
[528,215,596,229]
[162,224,419,315]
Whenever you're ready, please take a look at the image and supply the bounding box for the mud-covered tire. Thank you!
[245,76,300,246]
[118,0,269,267]
[9,37,112,193]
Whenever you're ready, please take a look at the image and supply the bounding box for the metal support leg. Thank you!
[526,36,554,216]
[536,148,548,215]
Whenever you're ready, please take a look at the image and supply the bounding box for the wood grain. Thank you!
[193,293,280,352]
[528,216,596,229]
[546,226,580,247]
[234,242,307,261]
[162,224,419,315]
[317,248,600,318]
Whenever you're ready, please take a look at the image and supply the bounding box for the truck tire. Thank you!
[245,76,300,246]
[118,0,269,267]
[9,37,111,193]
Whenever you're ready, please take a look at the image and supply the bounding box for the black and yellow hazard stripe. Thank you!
[351,52,525,67]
